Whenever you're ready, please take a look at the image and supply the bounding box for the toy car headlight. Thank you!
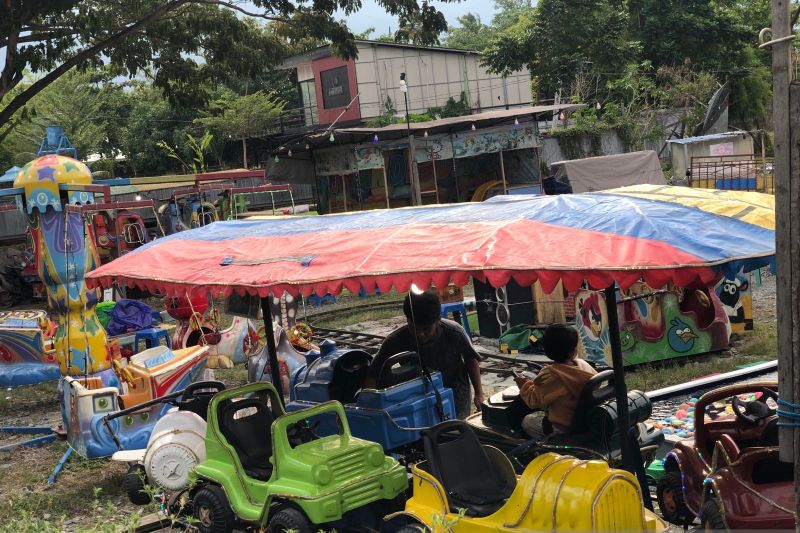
[314,465,332,485]
[368,448,384,467]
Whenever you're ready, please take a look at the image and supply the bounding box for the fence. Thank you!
[689,154,775,193]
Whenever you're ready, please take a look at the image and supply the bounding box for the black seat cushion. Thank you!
[757,417,779,447]
[422,421,515,517]
[220,398,274,481]
[375,351,422,389]
[330,350,372,404]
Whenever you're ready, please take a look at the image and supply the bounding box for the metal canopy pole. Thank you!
[604,284,652,508]
[260,296,285,404]
[604,286,631,460]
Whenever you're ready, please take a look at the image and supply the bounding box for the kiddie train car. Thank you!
[287,341,456,452]
[61,345,208,458]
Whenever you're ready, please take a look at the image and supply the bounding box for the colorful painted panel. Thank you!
[0,310,60,387]
[714,269,754,334]
[451,124,539,158]
[575,283,731,367]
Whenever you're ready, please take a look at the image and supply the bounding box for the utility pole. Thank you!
[400,72,422,205]
[770,0,800,530]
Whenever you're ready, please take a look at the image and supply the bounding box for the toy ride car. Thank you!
[656,382,795,530]
[110,380,227,505]
[287,341,456,452]
[388,420,668,532]
[465,368,663,469]
[189,382,407,533]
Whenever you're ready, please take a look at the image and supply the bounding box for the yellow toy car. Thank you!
[388,420,667,532]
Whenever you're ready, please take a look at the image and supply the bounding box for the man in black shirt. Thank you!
[364,290,484,419]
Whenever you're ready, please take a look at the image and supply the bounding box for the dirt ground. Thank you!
[0,272,778,532]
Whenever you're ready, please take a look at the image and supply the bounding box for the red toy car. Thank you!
[656,382,795,530]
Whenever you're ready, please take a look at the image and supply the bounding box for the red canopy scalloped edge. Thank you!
[87,266,721,299]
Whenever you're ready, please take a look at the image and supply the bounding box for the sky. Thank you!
[339,1,498,36]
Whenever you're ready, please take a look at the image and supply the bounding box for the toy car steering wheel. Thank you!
[289,323,313,347]
[732,387,778,425]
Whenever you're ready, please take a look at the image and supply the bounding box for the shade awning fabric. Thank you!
[551,151,665,193]
[86,185,775,298]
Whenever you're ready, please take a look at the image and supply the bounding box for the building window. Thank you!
[299,79,318,125]
[320,66,350,109]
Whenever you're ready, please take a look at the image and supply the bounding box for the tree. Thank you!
[196,90,285,168]
[442,14,495,51]
[0,66,127,168]
[483,0,638,99]
[442,1,533,52]
[1,0,457,142]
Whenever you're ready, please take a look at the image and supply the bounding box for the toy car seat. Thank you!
[220,398,275,481]
[329,349,372,404]
[177,380,226,420]
[757,418,780,447]
[712,434,741,471]
[559,369,615,434]
[375,351,423,389]
[421,420,515,517]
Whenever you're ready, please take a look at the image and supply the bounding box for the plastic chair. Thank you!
[134,327,172,351]
[440,302,471,338]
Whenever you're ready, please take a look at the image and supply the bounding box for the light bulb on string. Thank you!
[514,118,520,128]
[274,155,280,163]
[329,132,335,142]
[596,101,602,110]
[305,143,310,150]
[288,149,292,157]
[471,123,476,131]
[424,130,429,138]
[373,134,379,143]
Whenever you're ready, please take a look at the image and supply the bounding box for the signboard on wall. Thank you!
[417,134,453,162]
[709,142,735,156]
[320,66,350,109]
[451,124,539,158]
[315,146,356,176]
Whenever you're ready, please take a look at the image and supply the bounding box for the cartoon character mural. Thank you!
[574,281,731,367]
[575,291,610,364]
[714,269,753,334]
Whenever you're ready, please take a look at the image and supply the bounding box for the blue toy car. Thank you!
[287,340,456,452]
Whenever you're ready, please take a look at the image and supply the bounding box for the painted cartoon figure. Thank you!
[667,318,698,353]
[715,270,753,333]
[575,291,609,364]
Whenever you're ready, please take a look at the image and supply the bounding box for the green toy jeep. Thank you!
[189,382,408,533]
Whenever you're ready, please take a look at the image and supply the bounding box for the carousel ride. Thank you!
[6,155,209,460]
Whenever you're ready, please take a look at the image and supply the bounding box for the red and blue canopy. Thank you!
[86,185,775,297]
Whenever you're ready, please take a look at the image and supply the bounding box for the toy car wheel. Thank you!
[700,498,728,532]
[193,485,235,533]
[656,471,692,526]
[267,507,313,533]
[125,464,150,506]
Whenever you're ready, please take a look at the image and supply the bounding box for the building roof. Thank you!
[281,39,483,68]
[667,131,749,145]
[301,104,584,148]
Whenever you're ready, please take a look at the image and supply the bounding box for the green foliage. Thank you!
[1,0,458,132]
[442,13,495,51]
[157,130,214,174]
[480,0,771,133]
[196,89,285,167]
